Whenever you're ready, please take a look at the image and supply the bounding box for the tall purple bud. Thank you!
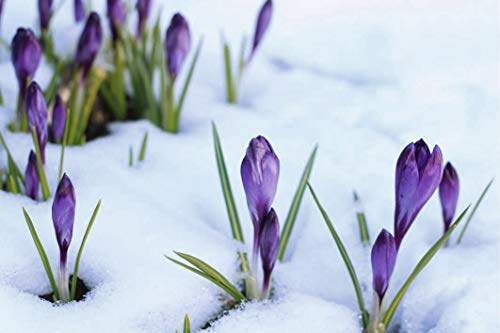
[241,136,279,265]
[394,139,443,249]
[0,1,4,26]
[248,0,273,63]
[136,0,152,39]
[107,0,126,43]
[75,12,103,82]
[51,95,66,142]
[165,13,191,80]
[25,82,48,164]
[38,0,53,32]
[439,162,459,233]
[371,229,397,304]
[259,208,279,299]
[24,150,39,200]
[74,0,86,22]
[52,174,76,302]
[11,28,42,103]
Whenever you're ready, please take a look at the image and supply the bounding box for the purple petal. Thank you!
[107,0,126,42]
[51,95,66,142]
[414,139,431,174]
[165,13,191,79]
[260,208,280,297]
[136,0,152,38]
[249,0,273,61]
[74,0,86,22]
[25,82,48,164]
[52,174,76,255]
[11,28,42,92]
[371,229,397,303]
[38,0,53,31]
[24,150,39,200]
[439,162,459,232]
[76,12,103,81]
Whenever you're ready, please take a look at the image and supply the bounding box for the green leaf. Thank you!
[31,127,51,200]
[277,145,318,261]
[183,314,191,333]
[58,109,69,181]
[43,59,63,105]
[353,191,370,247]
[382,205,471,328]
[7,174,20,194]
[456,179,494,244]
[129,146,134,167]
[176,38,204,117]
[138,132,148,162]
[71,200,102,300]
[223,42,237,104]
[22,208,60,301]
[0,131,25,186]
[307,182,369,328]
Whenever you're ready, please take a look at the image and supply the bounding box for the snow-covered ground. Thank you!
[0,0,498,332]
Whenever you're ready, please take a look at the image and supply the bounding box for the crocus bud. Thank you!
[439,162,459,233]
[165,13,191,80]
[107,0,125,42]
[52,173,76,301]
[25,82,48,164]
[24,150,39,200]
[38,0,53,32]
[0,1,4,25]
[51,95,66,142]
[394,139,443,248]
[11,28,42,97]
[259,208,280,299]
[241,136,279,263]
[74,0,86,22]
[136,0,152,38]
[75,12,103,81]
[371,229,397,304]
[248,0,273,62]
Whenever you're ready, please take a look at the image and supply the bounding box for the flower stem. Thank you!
[58,250,70,302]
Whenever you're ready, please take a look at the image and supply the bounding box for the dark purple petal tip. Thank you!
[165,13,191,79]
[51,95,67,142]
[11,28,42,91]
[439,162,459,233]
[371,229,397,304]
[136,0,152,38]
[25,81,48,164]
[74,0,86,22]
[52,174,76,253]
[260,208,280,297]
[38,0,54,31]
[76,12,103,80]
[394,139,443,248]
[107,0,126,42]
[24,150,39,200]
[249,0,273,61]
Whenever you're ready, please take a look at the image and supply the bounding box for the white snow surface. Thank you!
[0,0,498,332]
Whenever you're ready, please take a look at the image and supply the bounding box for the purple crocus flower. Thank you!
[371,229,397,304]
[136,0,152,38]
[74,0,86,22]
[25,82,48,164]
[75,12,103,81]
[24,150,39,200]
[259,208,280,299]
[52,173,76,301]
[107,0,126,43]
[0,1,4,26]
[165,13,191,80]
[11,28,42,102]
[241,136,279,264]
[51,95,66,142]
[248,0,273,63]
[439,162,459,233]
[38,0,53,32]
[394,139,443,249]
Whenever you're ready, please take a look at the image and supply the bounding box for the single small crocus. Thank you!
[165,13,191,80]
[136,0,152,39]
[74,0,86,22]
[259,208,280,299]
[11,28,42,101]
[75,12,103,81]
[439,162,459,233]
[394,139,443,249]
[248,0,273,63]
[51,94,66,142]
[371,229,397,305]
[241,136,279,264]
[24,150,39,200]
[52,174,76,302]
[38,0,53,32]
[25,82,48,164]
[107,0,126,43]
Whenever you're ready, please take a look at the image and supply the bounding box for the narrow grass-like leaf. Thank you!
[0,88,3,106]
[58,111,69,181]
[456,179,494,244]
[129,146,134,167]
[277,145,318,261]
[176,38,204,117]
[382,205,470,328]
[44,59,63,105]
[7,174,20,194]
[71,200,101,300]
[307,182,369,328]
[183,314,191,333]
[0,131,25,185]
[31,127,51,200]
[223,42,236,103]
[138,132,148,162]
[353,191,370,246]
[22,208,60,301]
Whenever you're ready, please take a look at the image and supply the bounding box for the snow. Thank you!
[0,0,498,332]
